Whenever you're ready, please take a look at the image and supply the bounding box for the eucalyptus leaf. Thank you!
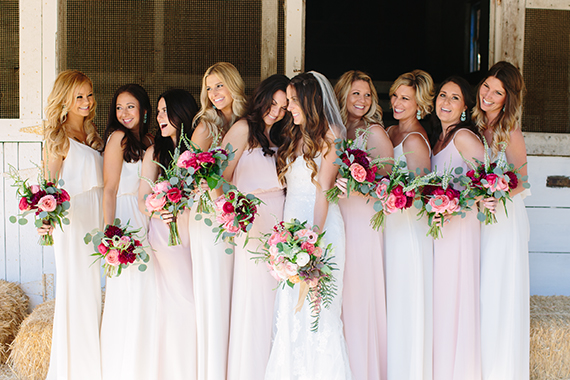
[204,218,212,227]
[9,216,17,224]
[138,264,147,272]
[18,218,28,225]
[195,214,203,221]
[225,248,234,255]
[477,212,486,222]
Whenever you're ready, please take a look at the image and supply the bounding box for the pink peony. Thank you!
[105,249,120,266]
[37,195,57,212]
[349,163,367,183]
[152,181,170,194]
[98,243,108,254]
[166,187,182,203]
[295,229,318,244]
[197,152,216,164]
[145,193,167,212]
[19,197,31,211]
[428,194,451,215]
[268,230,291,246]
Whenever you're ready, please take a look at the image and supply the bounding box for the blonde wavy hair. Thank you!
[44,70,103,159]
[193,62,247,143]
[472,61,525,156]
[276,73,333,187]
[334,70,383,127]
[389,69,435,118]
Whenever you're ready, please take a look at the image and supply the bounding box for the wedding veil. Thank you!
[308,71,347,140]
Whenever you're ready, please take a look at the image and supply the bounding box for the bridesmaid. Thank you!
[384,69,434,380]
[39,70,104,380]
[190,62,247,380]
[138,89,199,379]
[430,76,485,380]
[223,74,289,380]
[333,70,393,380]
[100,84,156,380]
[475,62,530,380]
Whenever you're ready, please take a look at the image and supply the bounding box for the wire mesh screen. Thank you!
[0,0,19,119]
[65,0,280,135]
[523,8,570,133]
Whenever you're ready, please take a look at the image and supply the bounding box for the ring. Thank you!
[160,215,163,220]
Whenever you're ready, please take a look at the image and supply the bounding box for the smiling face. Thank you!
[206,73,233,112]
[390,85,418,121]
[67,82,94,119]
[346,80,372,120]
[156,97,177,141]
[436,82,467,127]
[116,92,142,132]
[479,76,506,118]
[286,85,305,126]
[263,90,288,127]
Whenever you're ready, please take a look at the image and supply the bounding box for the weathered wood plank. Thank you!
[530,252,570,296]
[527,0,570,10]
[524,156,570,207]
[19,0,43,119]
[4,143,20,282]
[285,0,305,78]
[261,0,279,79]
[523,132,570,157]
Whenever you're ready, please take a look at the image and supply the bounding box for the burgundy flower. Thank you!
[197,152,216,164]
[445,187,460,200]
[405,195,414,208]
[505,171,518,189]
[366,165,377,183]
[223,202,235,214]
[59,189,70,203]
[105,225,124,238]
[394,195,407,209]
[118,251,137,264]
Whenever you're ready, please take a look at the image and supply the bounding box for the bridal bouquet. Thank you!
[212,188,262,252]
[84,219,149,277]
[462,140,529,224]
[7,164,70,246]
[415,168,473,239]
[176,137,235,214]
[370,160,417,231]
[254,218,337,332]
[325,138,384,203]
[143,140,195,246]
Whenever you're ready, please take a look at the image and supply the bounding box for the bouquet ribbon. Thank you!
[294,282,310,314]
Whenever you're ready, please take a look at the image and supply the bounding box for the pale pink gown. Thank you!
[431,130,481,380]
[227,147,284,380]
[339,129,387,380]
[148,211,197,379]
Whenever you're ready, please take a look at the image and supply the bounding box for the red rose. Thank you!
[394,194,407,209]
[19,197,31,211]
[392,185,404,196]
[166,188,182,203]
[197,152,216,164]
[223,202,235,214]
[445,187,459,200]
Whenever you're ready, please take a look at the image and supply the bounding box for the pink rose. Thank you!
[493,177,509,192]
[268,230,291,246]
[313,246,323,258]
[145,193,167,212]
[383,193,399,214]
[98,243,108,254]
[19,197,31,211]
[30,185,41,194]
[177,151,197,169]
[483,173,498,190]
[428,194,451,215]
[284,261,299,277]
[349,163,367,183]
[152,181,170,193]
[375,178,390,199]
[405,190,416,198]
[166,187,182,203]
[197,152,216,164]
[295,229,318,244]
[105,249,120,266]
[446,198,460,213]
[37,195,57,212]
[120,235,131,246]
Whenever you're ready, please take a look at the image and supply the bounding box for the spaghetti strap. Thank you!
[401,132,432,156]
[451,128,481,143]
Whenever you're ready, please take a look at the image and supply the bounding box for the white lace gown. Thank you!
[47,138,103,380]
[480,151,530,380]
[100,160,157,380]
[265,156,353,380]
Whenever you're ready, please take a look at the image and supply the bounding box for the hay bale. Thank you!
[0,280,29,363]
[530,295,570,380]
[8,300,54,380]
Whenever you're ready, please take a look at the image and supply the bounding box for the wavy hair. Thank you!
[389,69,435,118]
[193,62,247,144]
[154,89,198,173]
[334,70,383,127]
[245,74,290,156]
[277,73,333,186]
[472,61,525,155]
[103,84,151,163]
[428,76,480,149]
[44,70,103,159]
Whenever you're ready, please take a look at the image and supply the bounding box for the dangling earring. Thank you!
[460,110,466,122]
[416,109,421,120]
[213,104,217,110]
[502,106,505,112]
[62,104,67,116]
[143,113,147,123]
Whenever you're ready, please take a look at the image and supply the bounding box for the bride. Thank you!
[266,72,353,379]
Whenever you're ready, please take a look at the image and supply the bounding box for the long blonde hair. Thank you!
[389,69,435,118]
[472,61,525,156]
[334,70,383,127]
[44,70,103,159]
[193,62,247,144]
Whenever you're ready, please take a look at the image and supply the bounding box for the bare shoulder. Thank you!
[143,145,155,160]
[227,119,249,136]
[106,130,125,147]
[454,128,481,145]
[403,132,429,151]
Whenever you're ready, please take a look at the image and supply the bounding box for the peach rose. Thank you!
[37,195,57,212]
[105,249,120,266]
[349,163,367,183]
[152,180,170,194]
[428,194,450,215]
[145,192,167,212]
[375,178,390,199]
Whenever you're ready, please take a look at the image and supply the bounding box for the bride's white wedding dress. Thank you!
[265,156,353,380]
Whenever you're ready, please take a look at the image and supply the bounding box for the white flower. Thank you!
[296,252,310,267]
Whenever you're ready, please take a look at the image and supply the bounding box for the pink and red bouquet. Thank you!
[370,161,417,230]
[176,138,235,214]
[84,219,149,277]
[254,218,337,332]
[325,138,384,203]
[212,188,262,251]
[8,165,71,246]
[415,169,473,239]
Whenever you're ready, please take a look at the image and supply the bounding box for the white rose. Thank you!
[296,252,310,267]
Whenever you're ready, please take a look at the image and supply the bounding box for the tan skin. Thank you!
[335,80,394,196]
[287,85,340,232]
[387,85,431,175]
[478,76,528,213]
[38,82,94,236]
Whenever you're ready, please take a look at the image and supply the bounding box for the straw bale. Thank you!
[530,295,570,380]
[0,364,17,380]
[8,300,54,380]
[0,280,29,363]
